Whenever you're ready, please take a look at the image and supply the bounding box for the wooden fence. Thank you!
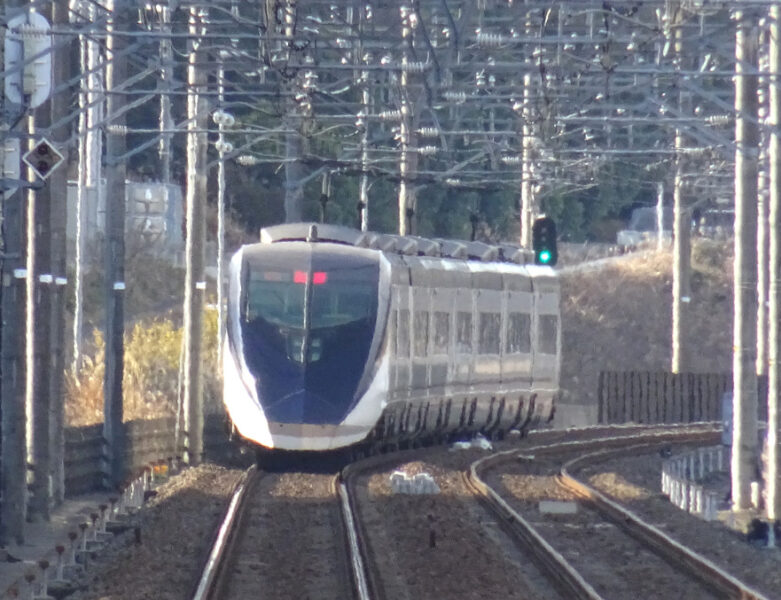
[598,372,738,425]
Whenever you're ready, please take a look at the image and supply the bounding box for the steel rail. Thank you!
[559,447,772,600]
[466,426,722,600]
[467,452,605,600]
[190,466,256,600]
[338,477,371,600]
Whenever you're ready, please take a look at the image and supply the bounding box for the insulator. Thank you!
[706,115,730,126]
[400,61,427,73]
[17,23,48,38]
[378,110,401,121]
[443,91,467,103]
[417,127,440,138]
[475,32,504,47]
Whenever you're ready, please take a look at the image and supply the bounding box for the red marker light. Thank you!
[294,270,307,284]
[313,272,328,285]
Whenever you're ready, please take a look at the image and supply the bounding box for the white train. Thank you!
[223,223,560,452]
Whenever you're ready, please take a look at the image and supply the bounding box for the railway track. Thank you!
[191,457,397,600]
[188,425,772,600]
[469,429,770,600]
[192,465,364,600]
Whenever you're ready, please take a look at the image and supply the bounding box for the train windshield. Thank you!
[243,267,376,330]
[245,271,305,328]
[310,266,376,328]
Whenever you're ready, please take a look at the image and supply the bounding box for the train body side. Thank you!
[373,254,559,444]
[223,233,560,451]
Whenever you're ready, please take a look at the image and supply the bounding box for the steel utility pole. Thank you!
[104,0,127,489]
[183,6,208,465]
[732,7,760,512]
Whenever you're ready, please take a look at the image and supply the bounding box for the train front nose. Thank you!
[246,314,377,425]
[238,244,380,428]
[262,388,346,424]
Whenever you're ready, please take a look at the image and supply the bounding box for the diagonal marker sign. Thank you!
[23,138,63,180]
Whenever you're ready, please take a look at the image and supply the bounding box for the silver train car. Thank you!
[223,223,560,452]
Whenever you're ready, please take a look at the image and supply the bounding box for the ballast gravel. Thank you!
[62,464,245,600]
[53,430,781,600]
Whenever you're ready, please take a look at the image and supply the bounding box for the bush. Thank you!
[66,309,221,426]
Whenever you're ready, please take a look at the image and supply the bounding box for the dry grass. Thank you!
[560,239,733,407]
[66,309,220,427]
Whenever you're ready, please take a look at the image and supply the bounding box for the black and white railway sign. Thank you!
[23,138,63,181]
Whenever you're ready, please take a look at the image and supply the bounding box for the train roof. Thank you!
[259,222,539,266]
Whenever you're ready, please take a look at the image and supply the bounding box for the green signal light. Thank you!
[538,250,552,264]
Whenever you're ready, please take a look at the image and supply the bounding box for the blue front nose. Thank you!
[261,388,347,425]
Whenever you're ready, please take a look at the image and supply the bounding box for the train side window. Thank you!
[539,314,558,354]
[456,311,472,353]
[397,309,410,358]
[433,311,450,354]
[506,312,531,354]
[414,311,430,356]
[478,312,501,354]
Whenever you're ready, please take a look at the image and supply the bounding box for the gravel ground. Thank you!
[359,451,565,600]
[576,447,781,599]
[48,428,781,600]
[62,464,244,600]
[485,454,721,599]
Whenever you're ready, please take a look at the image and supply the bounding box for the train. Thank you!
[223,222,560,453]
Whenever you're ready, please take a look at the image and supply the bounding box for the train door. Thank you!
[391,282,412,400]
[452,281,474,389]
[473,275,503,385]
[531,275,561,390]
[429,287,452,395]
[502,269,534,387]
[410,284,432,394]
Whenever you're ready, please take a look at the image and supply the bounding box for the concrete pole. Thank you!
[671,10,692,375]
[183,6,208,465]
[22,117,50,526]
[0,0,29,543]
[398,4,414,236]
[48,0,69,506]
[520,4,535,248]
[758,31,770,377]
[74,0,104,373]
[765,2,780,523]
[359,76,370,232]
[104,0,127,489]
[656,182,665,251]
[216,56,226,367]
[732,8,760,511]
